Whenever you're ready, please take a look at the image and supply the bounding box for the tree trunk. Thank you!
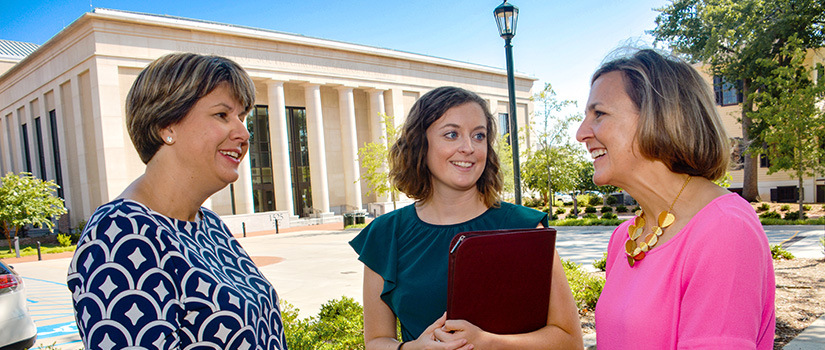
[797,143,804,217]
[798,175,804,217]
[547,166,553,214]
[572,196,579,218]
[741,79,760,202]
[2,221,9,253]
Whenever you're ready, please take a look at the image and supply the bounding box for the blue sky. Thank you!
[1,0,665,117]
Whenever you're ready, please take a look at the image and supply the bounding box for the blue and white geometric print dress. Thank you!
[67,199,287,350]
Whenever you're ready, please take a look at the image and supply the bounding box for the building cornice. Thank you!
[91,8,535,81]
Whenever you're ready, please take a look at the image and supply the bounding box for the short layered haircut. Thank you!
[592,49,729,181]
[389,86,502,207]
[126,53,256,163]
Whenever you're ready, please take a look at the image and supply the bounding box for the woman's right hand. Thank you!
[404,313,473,350]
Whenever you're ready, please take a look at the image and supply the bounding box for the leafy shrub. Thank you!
[606,195,618,205]
[562,259,604,313]
[555,207,566,215]
[585,206,597,213]
[601,212,618,220]
[550,213,559,221]
[283,297,365,350]
[548,217,625,226]
[600,206,613,213]
[57,233,72,247]
[593,252,607,272]
[576,194,593,207]
[524,197,543,208]
[582,213,598,219]
[770,244,794,260]
[784,211,807,220]
[821,236,825,257]
[802,204,812,211]
[759,211,781,219]
[588,196,602,206]
[756,203,770,212]
[780,204,790,211]
[632,206,641,213]
[615,205,628,213]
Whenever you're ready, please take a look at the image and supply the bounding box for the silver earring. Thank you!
[166,136,173,144]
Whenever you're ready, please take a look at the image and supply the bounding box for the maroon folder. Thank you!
[446,228,556,335]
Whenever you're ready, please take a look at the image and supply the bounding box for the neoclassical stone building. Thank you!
[0,9,536,228]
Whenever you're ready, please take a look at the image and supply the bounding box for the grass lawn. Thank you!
[0,243,76,259]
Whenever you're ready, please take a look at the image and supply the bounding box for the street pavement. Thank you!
[5,224,824,349]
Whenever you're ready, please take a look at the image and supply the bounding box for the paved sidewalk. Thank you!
[2,223,823,349]
[784,314,825,349]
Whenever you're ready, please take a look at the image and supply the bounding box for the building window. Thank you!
[34,117,47,180]
[49,110,63,198]
[760,153,771,168]
[20,123,31,172]
[729,137,745,170]
[498,113,510,144]
[247,105,276,213]
[713,76,743,106]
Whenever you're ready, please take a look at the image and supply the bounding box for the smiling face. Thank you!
[576,71,643,188]
[163,82,250,192]
[425,102,488,196]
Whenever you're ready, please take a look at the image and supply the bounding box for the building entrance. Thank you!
[247,105,276,212]
[286,107,313,217]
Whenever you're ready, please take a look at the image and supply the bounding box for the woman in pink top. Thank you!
[576,49,775,349]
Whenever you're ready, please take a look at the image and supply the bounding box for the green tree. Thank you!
[523,144,584,207]
[521,83,583,212]
[495,133,514,195]
[651,0,825,201]
[357,113,401,209]
[0,172,67,253]
[570,160,599,217]
[750,36,825,215]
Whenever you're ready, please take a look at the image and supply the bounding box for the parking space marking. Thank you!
[22,276,83,348]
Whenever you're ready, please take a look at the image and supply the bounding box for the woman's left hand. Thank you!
[435,319,489,348]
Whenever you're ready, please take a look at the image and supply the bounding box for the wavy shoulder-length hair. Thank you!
[592,49,729,180]
[388,86,502,207]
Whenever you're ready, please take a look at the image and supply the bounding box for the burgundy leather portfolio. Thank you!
[446,227,557,335]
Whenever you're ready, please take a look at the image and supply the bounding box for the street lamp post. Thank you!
[494,0,522,205]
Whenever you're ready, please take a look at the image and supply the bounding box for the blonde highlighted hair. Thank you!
[592,49,729,180]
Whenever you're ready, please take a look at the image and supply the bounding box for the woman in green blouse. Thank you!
[350,86,582,350]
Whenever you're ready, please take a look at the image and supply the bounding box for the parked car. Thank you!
[555,193,574,203]
[0,260,37,350]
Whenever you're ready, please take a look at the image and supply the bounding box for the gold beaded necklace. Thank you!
[625,175,692,267]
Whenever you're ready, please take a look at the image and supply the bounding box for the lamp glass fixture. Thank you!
[494,1,519,38]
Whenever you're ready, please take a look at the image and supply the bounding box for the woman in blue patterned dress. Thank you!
[350,87,582,350]
[67,53,287,349]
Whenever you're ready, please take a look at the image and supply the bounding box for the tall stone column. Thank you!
[367,89,389,203]
[70,76,92,217]
[23,106,38,177]
[36,95,56,181]
[304,84,331,215]
[267,80,296,216]
[0,114,9,173]
[52,84,74,211]
[236,146,254,214]
[9,110,22,172]
[336,86,362,211]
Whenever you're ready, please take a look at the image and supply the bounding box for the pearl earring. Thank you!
[165,136,173,144]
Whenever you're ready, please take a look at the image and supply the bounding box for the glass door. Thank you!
[286,107,312,217]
